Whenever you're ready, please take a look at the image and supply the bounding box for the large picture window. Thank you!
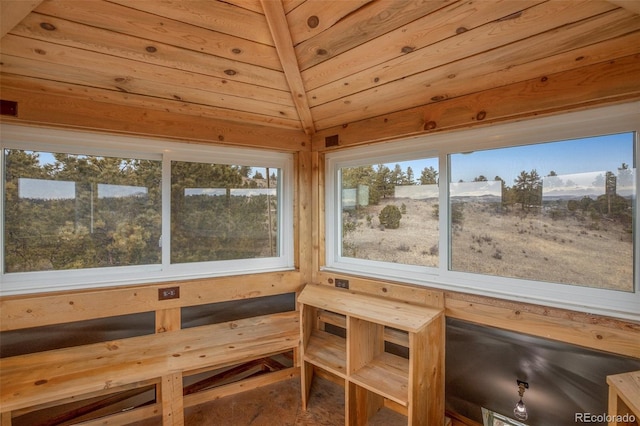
[171,160,280,263]
[325,102,639,320]
[4,150,162,273]
[449,133,635,292]
[1,125,294,295]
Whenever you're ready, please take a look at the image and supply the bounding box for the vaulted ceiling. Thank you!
[1,0,640,144]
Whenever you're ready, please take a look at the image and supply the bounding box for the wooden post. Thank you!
[297,150,314,286]
[0,412,12,426]
[160,373,184,426]
[158,306,182,424]
[300,304,315,410]
[156,307,181,333]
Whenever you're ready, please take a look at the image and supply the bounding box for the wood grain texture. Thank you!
[607,370,640,423]
[108,0,273,45]
[0,88,308,152]
[302,0,545,92]
[156,308,181,334]
[34,0,282,70]
[0,74,300,130]
[2,0,639,134]
[0,311,299,412]
[286,0,373,45]
[0,271,300,331]
[0,0,42,38]
[299,283,444,424]
[311,54,640,150]
[0,35,295,115]
[298,284,441,333]
[11,12,289,90]
[294,0,449,71]
[296,151,314,284]
[446,293,640,359]
[607,0,640,15]
[315,271,445,309]
[161,373,185,426]
[262,0,315,134]
[308,4,637,123]
[309,1,624,129]
[409,315,445,425]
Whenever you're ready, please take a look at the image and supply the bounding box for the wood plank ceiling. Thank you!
[1,0,640,142]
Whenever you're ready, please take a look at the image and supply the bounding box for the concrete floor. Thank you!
[179,376,407,426]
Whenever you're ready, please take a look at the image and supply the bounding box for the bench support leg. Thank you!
[161,373,185,426]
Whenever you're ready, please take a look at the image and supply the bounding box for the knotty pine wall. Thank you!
[1,53,639,412]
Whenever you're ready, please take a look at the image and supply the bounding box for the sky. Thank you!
[16,133,638,195]
[380,132,635,185]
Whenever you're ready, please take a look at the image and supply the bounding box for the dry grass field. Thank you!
[343,197,633,291]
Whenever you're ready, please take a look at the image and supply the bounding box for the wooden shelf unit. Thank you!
[298,284,445,425]
[607,370,640,426]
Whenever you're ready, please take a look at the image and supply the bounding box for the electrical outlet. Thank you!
[159,286,180,300]
[335,278,349,289]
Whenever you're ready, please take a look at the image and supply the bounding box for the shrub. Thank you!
[379,204,402,229]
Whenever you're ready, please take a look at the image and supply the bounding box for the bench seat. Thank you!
[0,311,299,419]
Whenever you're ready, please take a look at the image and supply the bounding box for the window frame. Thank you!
[325,102,639,321]
[1,124,295,295]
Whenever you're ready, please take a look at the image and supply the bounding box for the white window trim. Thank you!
[325,102,640,321]
[0,125,295,295]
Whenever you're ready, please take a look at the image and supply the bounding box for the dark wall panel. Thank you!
[181,293,295,328]
[446,318,640,426]
[0,312,155,358]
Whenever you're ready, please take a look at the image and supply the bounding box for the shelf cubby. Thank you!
[298,284,444,425]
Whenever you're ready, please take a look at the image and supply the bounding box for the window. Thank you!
[4,150,162,273]
[1,125,294,295]
[450,133,635,292]
[325,102,639,320]
[339,158,439,267]
[171,160,281,263]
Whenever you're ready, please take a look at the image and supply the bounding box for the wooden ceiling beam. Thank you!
[261,0,316,135]
[607,0,640,15]
[0,0,43,38]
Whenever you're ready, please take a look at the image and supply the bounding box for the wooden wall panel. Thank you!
[311,54,640,151]
[446,293,640,359]
[315,272,445,310]
[0,88,308,152]
[1,34,295,115]
[0,271,301,332]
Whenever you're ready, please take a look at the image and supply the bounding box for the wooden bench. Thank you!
[0,310,299,425]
